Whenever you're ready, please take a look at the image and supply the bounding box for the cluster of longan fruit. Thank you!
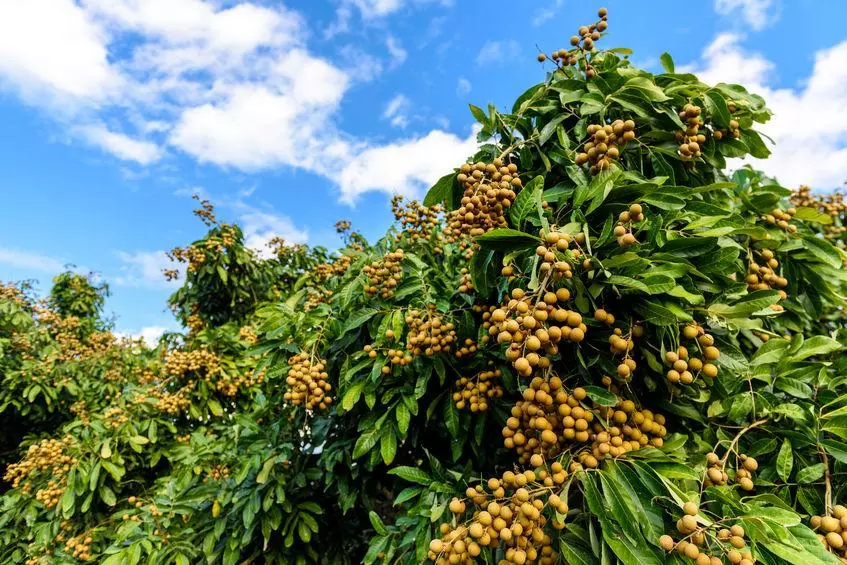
[446,159,521,240]
[405,306,457,357]
[185,314,203,334]
[746,248,788,298]
[163,349,221,379]
[304,287,333,311]
[314,253,353,283]
[458,268,475,293]
[502,377,665,466]
[734,454,758,491]
[575,120,637,175]
[214,368,265,397]
[664,325,720,385]
[335,219,352,233]
[452,367,504,412]
[63,534,94,561]
[392,195,443,245]
[207,465,231,482]
[363,342,413,375]
[192,195,218,226]
[150,383,193,415]
[104,406,129,428]
[429,469,561,565]
[675,104,705,159]
[605,327,638,381]
[363,249,405,299]
[762,207,798,233]
[792,186,847,241]
[285,353,333,410]
[659,505,755,565]
[239,326,258,345]
[811,505,847,560]
[454,338,479,360]
[487,288,584,378]
[613,203,644,247]
[167,244,207,273]
[5,436,76,508]
[538,7,609,79]
[536,230,579,280]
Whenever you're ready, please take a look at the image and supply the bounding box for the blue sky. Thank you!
[0,0,845,341]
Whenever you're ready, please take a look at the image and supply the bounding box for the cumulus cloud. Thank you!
[383,94,411,129]
[115,250,179,288]
[386,35,408,68]
[713,0,778,30]
[80,124,164,164]
[237,207,309,258]
[0,247,65,272]
[683,33,847,190]
[336,127,478,204]
[476,40,521,66]
[0,0,479,203]
[532,0,565,26]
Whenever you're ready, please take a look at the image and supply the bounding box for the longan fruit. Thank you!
[683,502,698,516]
[659,535,674,551]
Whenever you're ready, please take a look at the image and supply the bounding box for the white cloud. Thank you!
[476,40,521,66]
[0,0,120,105]
[115,250,179,288]
[456,77,472,96]
[0,247,65,272]
[383,94,411,129]
[348,0,403,19]
[532,0,564,26]
[714,0,778,30]
[386,35,408,68]
[684,34,847,190]
[80,125,163,164]
[0,0,481,205]
[236,206,309,258]
[336,127,478,204]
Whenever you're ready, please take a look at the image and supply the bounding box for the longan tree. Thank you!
[3,6,847,565]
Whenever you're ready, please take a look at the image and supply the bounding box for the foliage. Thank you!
[3,7,847,565]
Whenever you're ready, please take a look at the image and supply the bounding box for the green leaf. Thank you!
[510,175,544,228]
[793,207,833,225]
[539,115,568,146]
[659,52,675,73]
[368,511,388,536]
[423,171,458,207]
[751,339,791,366]
[387,466,431,485]
[804,236,842,268]
[622,77,670,102]
[443,397,459,436]
[796,463,825,484]
[787,335,841,361]
[708,290,781,318]
[468,104,488,127]
[380,427,398,464]
[475,228,540,250]
[820,439,847,465]
[256,457,275,484]
[342,381,365,411]
[583,386,617,406]
[99,484,117,507]
[352,427,380,459]
[342,308,379,335]
[776,439,793,482]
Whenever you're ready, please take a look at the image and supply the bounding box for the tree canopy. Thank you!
[3,7,847,565]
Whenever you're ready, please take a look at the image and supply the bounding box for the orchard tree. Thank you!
[3,6,847,565]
